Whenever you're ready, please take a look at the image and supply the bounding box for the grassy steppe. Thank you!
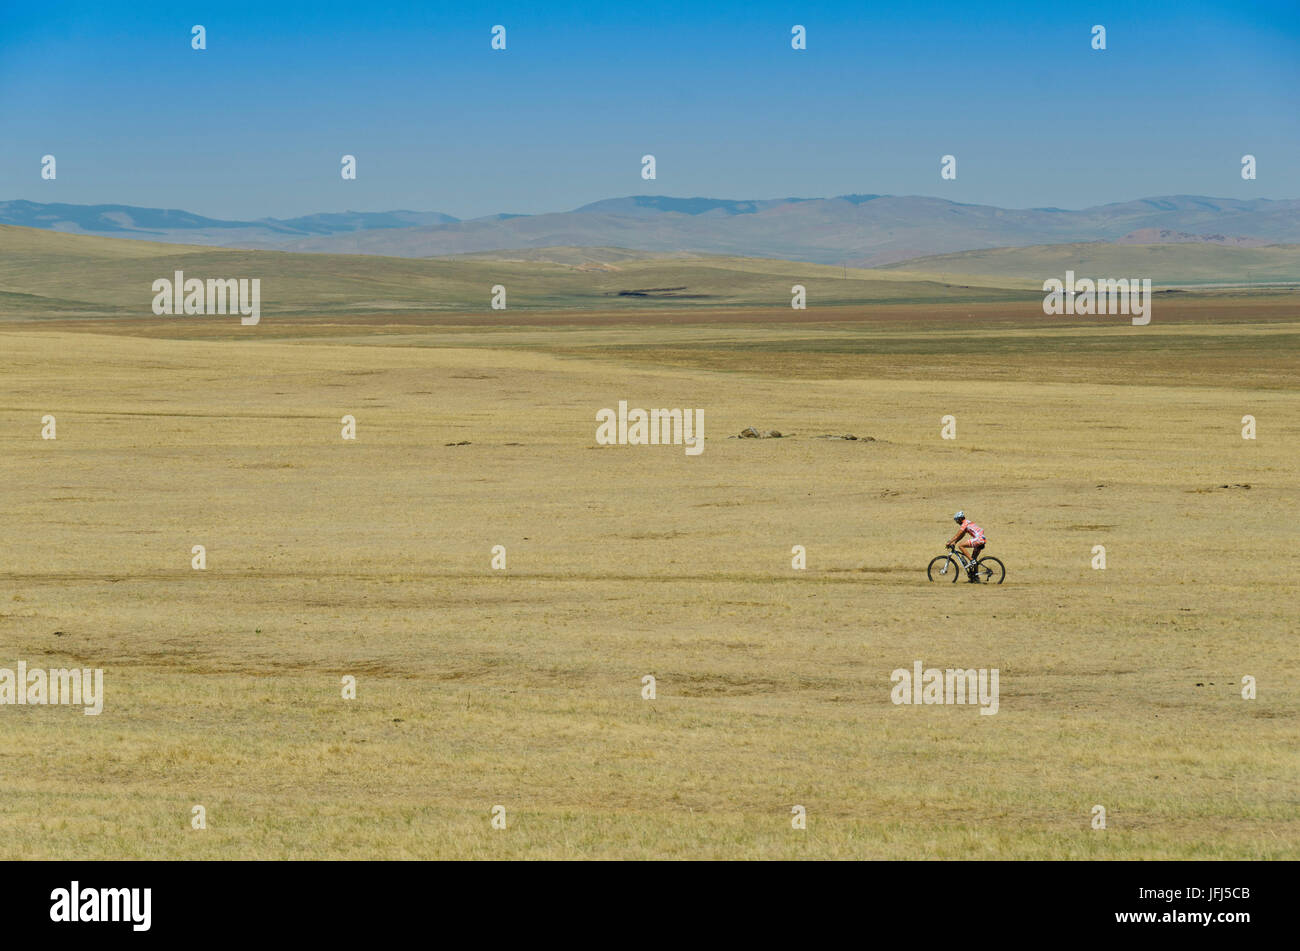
[1,289,1296,858]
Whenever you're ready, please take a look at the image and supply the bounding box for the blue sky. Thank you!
[2,0,1296,219]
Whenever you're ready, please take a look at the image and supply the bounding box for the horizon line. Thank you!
[4,192,1298,226]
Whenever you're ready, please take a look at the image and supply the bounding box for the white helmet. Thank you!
[953,511,965,522]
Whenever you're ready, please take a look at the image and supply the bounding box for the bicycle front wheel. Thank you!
[927,555,961,582]
[972,557,1005,584]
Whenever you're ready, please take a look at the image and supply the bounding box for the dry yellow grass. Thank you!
[0,302,1296,858]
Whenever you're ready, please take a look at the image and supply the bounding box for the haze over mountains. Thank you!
[3,194,1297,268]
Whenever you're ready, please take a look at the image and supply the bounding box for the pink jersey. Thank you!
[960,518,986,544]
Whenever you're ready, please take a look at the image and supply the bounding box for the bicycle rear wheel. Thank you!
[927,555,961,582]
[972,556,1005,584]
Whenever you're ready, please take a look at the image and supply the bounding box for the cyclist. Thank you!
[946,511,987,581]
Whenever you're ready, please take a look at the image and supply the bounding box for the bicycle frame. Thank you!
[945,545,979,568]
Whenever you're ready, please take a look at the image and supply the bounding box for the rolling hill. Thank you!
[879,243,1300,286]
[2,225,1295,322]
[0,225,1039,321]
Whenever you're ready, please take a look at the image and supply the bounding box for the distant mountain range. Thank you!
[4,195,1298,267]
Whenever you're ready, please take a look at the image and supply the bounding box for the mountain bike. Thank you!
[927,545,1005,584]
